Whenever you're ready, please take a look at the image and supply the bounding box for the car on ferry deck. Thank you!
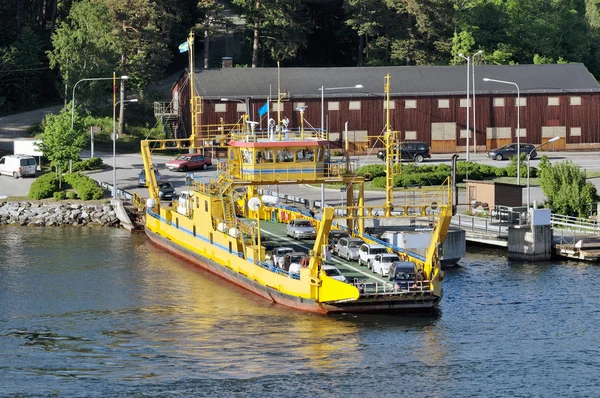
[280,252,305,271]
[286,219,317,240]
[371,253,400,277]
[322,264,348,283]
[388,261,419,291]
[358,243,390,268]
[271,247,294,268]
[328,230,350,253]
[335,237,364,261]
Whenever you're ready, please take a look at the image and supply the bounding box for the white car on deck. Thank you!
[271,247,294,268]
[371,253,400,277]
[358,244,390,268]
[322,264,348,283]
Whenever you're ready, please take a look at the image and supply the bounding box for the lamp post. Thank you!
[220,97,249,115]
[318,84,363,210]
[112,98,138,199]
[296,106,308,139]
[483,77,521,185]
[458,53,477,161]
[71,75,129,130]
[527,136,560,211]
[471,50,483,153]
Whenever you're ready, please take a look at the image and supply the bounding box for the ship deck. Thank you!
[259,220,386,286]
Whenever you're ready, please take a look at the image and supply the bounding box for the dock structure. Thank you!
[453,206,600,262]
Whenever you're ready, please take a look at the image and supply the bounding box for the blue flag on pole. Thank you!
[178,41,189,53]
[258,101,269,117]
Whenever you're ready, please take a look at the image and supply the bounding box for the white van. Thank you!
[0,155,37,178]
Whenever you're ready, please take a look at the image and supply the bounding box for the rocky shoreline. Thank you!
[0,201,121,227]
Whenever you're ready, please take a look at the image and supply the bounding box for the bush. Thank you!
[53,191,66,200]
[357,164,385,179]
[29,173,59,199]
[72,157,104,172]
[63,172,104,200]
[66,191,78,199]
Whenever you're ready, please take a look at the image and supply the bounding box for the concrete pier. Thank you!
[507,210,553,261]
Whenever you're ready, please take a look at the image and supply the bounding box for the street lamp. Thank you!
[483,77,521,185]
[296,105,308,139]
[220,97,249,115]
[527,136,560,211]
[318,84,363,210]
[112,98,138,199]
[471,50,483,153]
[71,75,129,130]
[458,53,470,161]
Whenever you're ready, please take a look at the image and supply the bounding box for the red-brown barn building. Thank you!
[161,62,600,155]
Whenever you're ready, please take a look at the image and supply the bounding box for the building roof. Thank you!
[191,63,600,100]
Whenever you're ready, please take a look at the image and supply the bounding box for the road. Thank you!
[4,148,599,208]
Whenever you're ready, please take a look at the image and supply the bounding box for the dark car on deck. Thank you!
[376,141,431,163]
[487,143,537,161]
[158,182,176,202]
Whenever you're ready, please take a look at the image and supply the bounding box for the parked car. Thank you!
[387,261,420,291]
[371,253,400,277]
[137,169,161,187]
[286,219,317,240]
[487,143,537,161]
[328,230,350,253]
[322,264,348,283]
[166,154,212,172]
[158,182,175,202]
[280,252,305,271]
[335,237,364,261]
[376,141,431,163]
[271,247,294,267]
[358,244,390,268]
[0,155,36,178]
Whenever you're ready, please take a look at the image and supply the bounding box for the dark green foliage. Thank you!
[357,164,386,179]
[53,191,67,200]
[29,173,59,200]
[538,157,599,217]
[72,157,104,172]
[63,173,104,200]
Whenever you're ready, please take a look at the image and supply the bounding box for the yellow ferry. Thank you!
[134,35,454,314]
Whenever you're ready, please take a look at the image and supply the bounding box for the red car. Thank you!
[166,154,212,172]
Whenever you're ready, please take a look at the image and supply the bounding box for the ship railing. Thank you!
[257,261,300,280]
[351,279,432,295]
[230,127,325,142]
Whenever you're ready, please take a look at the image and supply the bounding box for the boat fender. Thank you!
[310,277,322,287]
[229,228,240,237]
[217,222,227,232]
[146,199,156,209]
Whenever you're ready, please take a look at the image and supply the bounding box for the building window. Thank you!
[570,127,582,136]
[236,103,246,113]
[459,99,471,107]
[459,129,471,139]
[271,102,283,112]
[405,130,417,140]
[349,101,361,110]
[405,100,417,109]
[328,101,339,111]
[438,99,449,108]
[383,100,395,110]
[493,98,505,107]
[294,102,306,110]
[570,96,581,106]
[518,128,527,138]
[215,103,226,112]
[517,97,527,107]
[548,97,560,106]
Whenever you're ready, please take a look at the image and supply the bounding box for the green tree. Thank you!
[538,156,599,217]
[47,0,119,107]
[39,104,87,186]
